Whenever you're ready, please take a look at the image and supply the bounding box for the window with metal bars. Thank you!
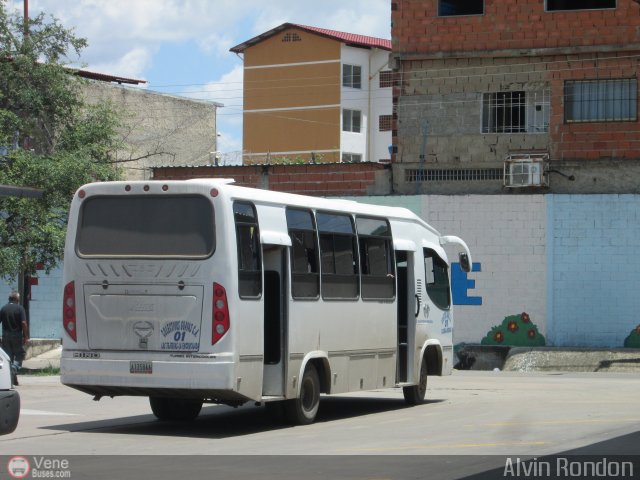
[482,90,550,134]
[379,70,393,88]
[379,115,392,132]
[482,91,526,133]
[564,78,637,123]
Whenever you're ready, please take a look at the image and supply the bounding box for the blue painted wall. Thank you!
[549,195,640,347]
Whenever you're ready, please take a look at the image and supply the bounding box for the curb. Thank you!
[455,345,640,372]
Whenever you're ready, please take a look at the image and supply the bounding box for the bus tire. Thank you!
[149,397,203,421]
[285,364,320,425]
[403,357,428,405]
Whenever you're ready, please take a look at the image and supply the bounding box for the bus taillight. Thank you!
[63,281,77,342]
[212,283,230,345]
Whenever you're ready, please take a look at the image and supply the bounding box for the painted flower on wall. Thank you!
[481,312,546,346]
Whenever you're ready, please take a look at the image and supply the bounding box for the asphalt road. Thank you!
[1,371,638,479]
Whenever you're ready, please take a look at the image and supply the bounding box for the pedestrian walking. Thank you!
[1,291,29,384]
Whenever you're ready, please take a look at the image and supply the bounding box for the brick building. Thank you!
[391,0,640,194]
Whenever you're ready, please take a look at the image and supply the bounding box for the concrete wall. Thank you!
[83,82,219,180]
[6,193,638,349]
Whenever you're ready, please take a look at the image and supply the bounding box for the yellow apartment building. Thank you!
[230,23,392,164]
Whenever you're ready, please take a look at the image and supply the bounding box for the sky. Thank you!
[5,0,391,160]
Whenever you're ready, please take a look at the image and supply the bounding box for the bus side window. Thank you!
[233,202,262,298]
[356,217,394,300]
[317,212,358,300]
[424,248,450,310]
[286,208,320,299]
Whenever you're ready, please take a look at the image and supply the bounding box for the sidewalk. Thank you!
[21,345,61,372]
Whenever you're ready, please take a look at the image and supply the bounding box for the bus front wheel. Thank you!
[149,397,203,421]
[285,364,320,425]
[403,358,428,405]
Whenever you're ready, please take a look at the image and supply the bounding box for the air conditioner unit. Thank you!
[504,154,548,188]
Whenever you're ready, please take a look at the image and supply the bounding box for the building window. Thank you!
[317,212,358,300]
[379,70,393,88]
[565,79,637,123]
[379,115,392,132]
[356,217,394,300]
[342,153,362,163]
[343,109,362,133]
[482,90,550,133]
[439,0,484,16]
[343,64,362,89]
[234,202,262,298]
[286,208,319,300]
[546,0,615,11]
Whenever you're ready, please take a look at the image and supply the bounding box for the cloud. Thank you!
[87,47,154,81]
[182,64,244,155]
[24,0,391,72]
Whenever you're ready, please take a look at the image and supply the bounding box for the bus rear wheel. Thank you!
[285,364,320,425]
[149,397,203,421]
[403,358,428,405]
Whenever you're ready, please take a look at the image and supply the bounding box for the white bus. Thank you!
[61,179,471,424]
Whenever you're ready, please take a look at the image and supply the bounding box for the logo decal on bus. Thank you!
[160,320,200,351]
[133,321,154,349]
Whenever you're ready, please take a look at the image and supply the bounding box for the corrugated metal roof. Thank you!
[74,69,147,85]
[230,22,391,53]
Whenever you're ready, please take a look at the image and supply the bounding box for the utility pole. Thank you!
[23,0,29,37]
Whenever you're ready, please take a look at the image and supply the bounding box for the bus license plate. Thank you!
[130,361,153,374]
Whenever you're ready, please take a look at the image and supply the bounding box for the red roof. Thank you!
[230,23,391,53]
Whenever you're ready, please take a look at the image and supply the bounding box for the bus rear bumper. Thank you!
[60,354,248,403]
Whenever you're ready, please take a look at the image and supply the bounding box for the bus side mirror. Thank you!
[459,252,471,273]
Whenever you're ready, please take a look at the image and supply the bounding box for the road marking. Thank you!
[21,409,79,416]
[337,441,546,453]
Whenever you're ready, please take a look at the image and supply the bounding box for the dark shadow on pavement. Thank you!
[43,395,444,439]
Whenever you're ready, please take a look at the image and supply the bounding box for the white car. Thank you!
[0,348,20,434]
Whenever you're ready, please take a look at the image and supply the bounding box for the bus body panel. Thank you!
[61,180,467,410]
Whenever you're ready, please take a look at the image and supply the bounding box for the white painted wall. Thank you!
[423,195,548,344]
[368,50,393,163]
[340,46,392,163]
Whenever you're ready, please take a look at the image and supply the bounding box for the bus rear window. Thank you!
[76,195,214,257]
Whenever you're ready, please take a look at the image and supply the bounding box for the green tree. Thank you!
[0,2,121,296]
